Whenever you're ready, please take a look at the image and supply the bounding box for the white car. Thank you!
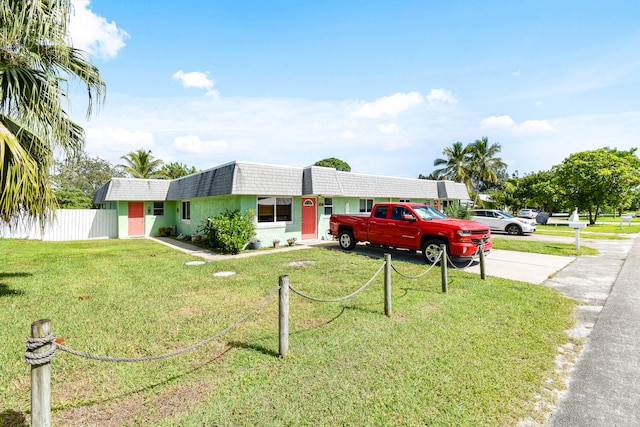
[517,208,538,219]
[470,209,536,235]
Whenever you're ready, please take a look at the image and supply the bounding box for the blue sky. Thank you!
[68,0,640,178]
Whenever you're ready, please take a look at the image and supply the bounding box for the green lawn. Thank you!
[540,222,640,235]
[491,238,599,256]
[1,239,578,426]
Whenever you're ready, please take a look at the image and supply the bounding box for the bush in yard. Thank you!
[199,209,255,254]
[157,226,172,237]
[444,204,470,219]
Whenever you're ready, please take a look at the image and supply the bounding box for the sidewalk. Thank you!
[546,236,640,426]
[149,236,332,261]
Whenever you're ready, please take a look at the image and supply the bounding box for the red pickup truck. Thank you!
[329,202,492,264]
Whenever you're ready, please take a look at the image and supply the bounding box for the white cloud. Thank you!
[172,70,218,96]
[74,91,639,180]
[172,135,228,155]
[352,91,423,118]
[516,120,553,133]
[378,123,399,134]
[85,127,154,159]
[426,89,458,105]
[480,115,516,129]
[341,130,357,139]
[68,1,129,59]
[512,70,521,77]
[481,115,553,134]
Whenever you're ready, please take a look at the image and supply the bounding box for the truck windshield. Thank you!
[412,205,447,220]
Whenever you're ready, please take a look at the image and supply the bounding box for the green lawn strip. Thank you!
[491,237,598,256]
[539,223,640,235]
[1,239,577,426]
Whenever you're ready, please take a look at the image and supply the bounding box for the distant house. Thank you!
[93,161,470,242]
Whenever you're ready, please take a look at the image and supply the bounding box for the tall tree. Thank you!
[314,157,351,172]
[0,0,105,222]
[52,152,125,207]
[553,147,640,224]
[467,137,506,207]
[157,162,197,179]
[432,141,471,185]
[119,149,164,178]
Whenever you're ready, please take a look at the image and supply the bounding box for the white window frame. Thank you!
[359,199,374,213]
[181,200,191,222]
[257,196,293,225]
[323,197,333,216]
[153,201,165,216]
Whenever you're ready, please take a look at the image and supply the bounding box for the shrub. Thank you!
[157,226,172,237]
[199,209,255,254]
[444,204,470,219]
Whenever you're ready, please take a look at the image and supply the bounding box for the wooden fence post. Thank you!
[479,243,486,280]
[440,245,448,293]
[384,253,392,317]
[279,275,289,357]
[31,319,51,427]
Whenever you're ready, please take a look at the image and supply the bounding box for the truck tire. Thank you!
[338,230,357,251]
[506,224,522,235]
[421,239,445,265]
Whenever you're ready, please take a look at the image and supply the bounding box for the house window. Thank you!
[399,199,411,203]
[153,202,164,216]
[258,197,292,223]
[323,198,333,215]
[181,201,190,221]
[359,199,374,213]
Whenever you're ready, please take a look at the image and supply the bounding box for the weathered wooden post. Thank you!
[30,319,52,427]
[479,243,486,280]
[279,275,289,357]
[384,253,392,316]
[440,244,448,293]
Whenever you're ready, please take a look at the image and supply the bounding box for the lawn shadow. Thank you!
[0,274,30,297]
[51,346,234,413]
[0,409,27,427]
[322,244,480,270]
[227,340,279,357]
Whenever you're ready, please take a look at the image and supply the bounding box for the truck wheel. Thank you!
[506,224,522,235]
[338,230,357,250]
[421,239,445,265]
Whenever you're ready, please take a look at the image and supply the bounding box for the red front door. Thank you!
[301,198,317,240]
[128,202,145,236]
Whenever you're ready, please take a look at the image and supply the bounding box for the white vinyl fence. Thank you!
[0,209,117,241]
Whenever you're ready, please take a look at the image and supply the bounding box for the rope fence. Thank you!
[288,261,385,303]
[25,247,486,426]
[26,286,280,366]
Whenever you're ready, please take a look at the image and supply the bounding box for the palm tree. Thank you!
[432,141,471,186]
[119,149,164,178]
[0,0,105,222]
[467,137,506,207]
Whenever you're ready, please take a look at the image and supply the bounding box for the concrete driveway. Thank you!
[464,248,575,284]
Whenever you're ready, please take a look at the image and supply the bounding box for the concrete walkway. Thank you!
[546,236,640,426]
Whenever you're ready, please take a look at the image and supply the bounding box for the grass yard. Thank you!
[1,239,578,426]
[491,237,599,256]
[540,222,640,235]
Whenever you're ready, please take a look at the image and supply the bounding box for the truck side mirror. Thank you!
[402,214,417,222]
